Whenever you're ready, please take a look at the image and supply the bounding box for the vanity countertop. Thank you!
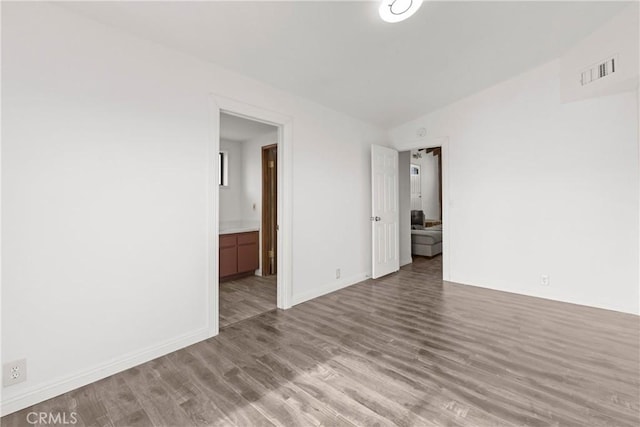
[219,222,260,235]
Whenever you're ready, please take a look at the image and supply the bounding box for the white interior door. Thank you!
[410,164,422,210]
[371,145,399,279]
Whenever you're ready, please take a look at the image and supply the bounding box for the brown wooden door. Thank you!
[262,144,278,276]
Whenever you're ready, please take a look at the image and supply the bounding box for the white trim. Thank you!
[278,117,294,310]
[209,95,293,338]
[291,273,369,306]
[393,136,451,282]
[400,257,413,267]
[451,277,638,316]
[207,98,221,337]
[1,328,208,416]
[637,82,640,316]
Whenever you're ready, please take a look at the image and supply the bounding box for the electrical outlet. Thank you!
[336,268,341,279]
[3,359,27,387]
[541,275,550,286]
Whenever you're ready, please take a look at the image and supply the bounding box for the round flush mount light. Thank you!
[379,0,423,23]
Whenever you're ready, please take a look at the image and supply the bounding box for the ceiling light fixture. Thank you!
[379,0,423,23]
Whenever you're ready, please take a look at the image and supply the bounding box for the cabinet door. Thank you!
[219,235,238,277]
[237,232,259,273]
[237,231,258,245]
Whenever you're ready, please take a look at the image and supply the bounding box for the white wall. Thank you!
[399,151,411,266]
[391,58,639,314]
[219,139,244,223]
[1,2,386,414]
[412,151,440,220]
[422,153,440,220]
[220,131,275,229]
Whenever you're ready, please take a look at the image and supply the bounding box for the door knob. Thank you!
[370,216,381,221]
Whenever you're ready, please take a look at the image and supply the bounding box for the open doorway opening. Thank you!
[399,146,444,276]
[218,112,278,328]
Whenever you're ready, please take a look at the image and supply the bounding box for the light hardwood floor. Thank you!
[2,256,639,426]
[219,275,277,328]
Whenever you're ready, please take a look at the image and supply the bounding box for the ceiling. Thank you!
[220,113,277,143]
[58,1,630,129]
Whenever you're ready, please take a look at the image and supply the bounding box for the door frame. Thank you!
[394,136,451,282]
[208,95,293,338]
[261,144,278,276]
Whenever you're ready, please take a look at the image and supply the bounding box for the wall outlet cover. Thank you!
[3,359,27,387]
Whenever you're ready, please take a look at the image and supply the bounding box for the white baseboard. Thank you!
[1,328,209,416]
[450,276,639,316]
[291,272,369,306]
[400,257,413,267]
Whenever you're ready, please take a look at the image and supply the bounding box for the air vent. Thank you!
[580,56,617,86]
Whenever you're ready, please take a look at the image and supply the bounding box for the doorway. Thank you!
[399,145,446,279]
[210,95,294,338]
[217,112,279,329]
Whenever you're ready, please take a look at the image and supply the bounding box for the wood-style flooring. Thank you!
[219,275,277,328]
[2,256,639,426]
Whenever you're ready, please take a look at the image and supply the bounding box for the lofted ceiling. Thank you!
[57,1,630,129]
